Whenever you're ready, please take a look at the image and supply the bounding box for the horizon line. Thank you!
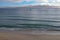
[0,3,60,8]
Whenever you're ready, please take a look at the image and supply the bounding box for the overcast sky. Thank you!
[0,0,60,7]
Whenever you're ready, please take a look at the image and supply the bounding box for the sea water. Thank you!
[0,6,60,31]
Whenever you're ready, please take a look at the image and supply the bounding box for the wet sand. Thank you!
[0,31,60,40]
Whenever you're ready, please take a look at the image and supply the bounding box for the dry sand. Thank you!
[0,31,60,40]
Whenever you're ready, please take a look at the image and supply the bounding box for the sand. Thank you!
[0,31,60,40]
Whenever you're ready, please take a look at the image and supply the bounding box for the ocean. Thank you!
[0,6,60,31]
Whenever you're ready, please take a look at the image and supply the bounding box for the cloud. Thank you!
[0,0,22,2]
[34,0,60,3]
[0,0,23,2]
[0,0,48,2]
[56,0,60,3]
[0,0,54,3]
[35,0,48,3]
[0,0,60,3]
[0,0,33,2]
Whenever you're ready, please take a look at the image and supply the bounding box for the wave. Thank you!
[0,23,60,27]
[1,19,60,22]
[0,24,55,28]
[0,27,60,31]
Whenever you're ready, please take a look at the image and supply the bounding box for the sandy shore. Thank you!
[0,31,60,40]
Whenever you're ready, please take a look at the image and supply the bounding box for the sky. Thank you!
[0,0,60,7]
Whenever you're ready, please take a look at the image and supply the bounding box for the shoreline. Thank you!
[0,30,60,35]
[0,30,60,40]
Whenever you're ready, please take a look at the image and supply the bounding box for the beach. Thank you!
[0,6,60,40]
[0,30,60,40]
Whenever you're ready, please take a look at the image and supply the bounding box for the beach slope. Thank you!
[0,31,60,40]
